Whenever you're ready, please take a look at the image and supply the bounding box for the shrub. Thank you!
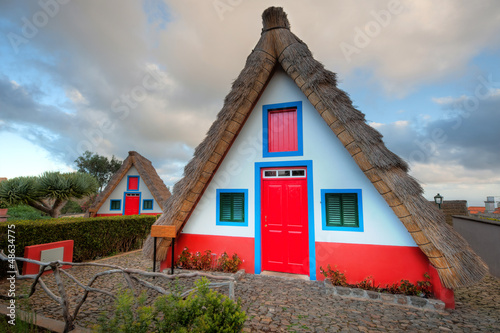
[354,276,379,292]
[320,264,348,287]
[216,252,242,273]
[176,248,243,273]
[192,250,213,271]
[94,277,246,332]
[417,272,433,296]
[177,248,193,269]
[386,273,432,297]
[320,265,433,297]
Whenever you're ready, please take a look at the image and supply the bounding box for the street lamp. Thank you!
[434,193,443,209]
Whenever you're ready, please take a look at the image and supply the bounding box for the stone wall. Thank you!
[429,200,468,225]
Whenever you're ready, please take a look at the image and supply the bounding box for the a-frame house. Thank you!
[143,7,487,307]
[89,151,170,217]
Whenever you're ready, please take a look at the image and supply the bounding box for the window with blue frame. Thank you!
[127,176,139,191]
[143,199,153,210]
[321,189,363,231]
[262,101,303,158]
[110,200,121,211]
[216,189,248,226]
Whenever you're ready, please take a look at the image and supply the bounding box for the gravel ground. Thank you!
[1,250,499,332]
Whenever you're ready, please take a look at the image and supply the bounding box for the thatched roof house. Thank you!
[89,151,170,216]
[143,7,487,293]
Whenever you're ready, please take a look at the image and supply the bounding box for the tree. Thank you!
[0,172,98,218]
[75,151,122,191]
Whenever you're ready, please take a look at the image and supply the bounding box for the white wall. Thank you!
[97,166,163,215]
[183,67,416,247]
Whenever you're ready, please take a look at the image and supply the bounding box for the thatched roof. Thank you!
[143,7,487,288]
[89,151,171,215]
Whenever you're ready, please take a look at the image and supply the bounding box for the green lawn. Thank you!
[6,205,50,221]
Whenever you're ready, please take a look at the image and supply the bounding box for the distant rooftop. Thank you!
[468,206,500,215]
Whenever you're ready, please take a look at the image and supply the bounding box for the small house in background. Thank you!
[89,151,171,217]
[143,7,487,308]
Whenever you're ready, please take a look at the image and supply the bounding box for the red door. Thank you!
[261,168,309,275]
[124,193,140,215]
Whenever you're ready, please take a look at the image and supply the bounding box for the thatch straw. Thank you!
[143,7,488,288]
[89,151,171,215]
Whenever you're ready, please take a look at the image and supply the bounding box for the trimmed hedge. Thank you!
[0,215,156,264]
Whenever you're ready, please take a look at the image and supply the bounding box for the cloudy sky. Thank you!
[1,0,499,206]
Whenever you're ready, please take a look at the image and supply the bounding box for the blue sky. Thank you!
[0,0,499,206]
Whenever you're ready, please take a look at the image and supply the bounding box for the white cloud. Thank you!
[412,163,500,206]
[432,95,468,105]
[492,88,500,97]
[393,120,409,127]
[369,121,384,128]
[411,163,499,185]
[66,88,88,105]
[312,0,500,96]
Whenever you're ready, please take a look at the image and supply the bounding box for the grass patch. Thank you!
[6,205,50,221]
[0,311,51,332]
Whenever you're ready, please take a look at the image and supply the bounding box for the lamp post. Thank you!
[434,193,443,209]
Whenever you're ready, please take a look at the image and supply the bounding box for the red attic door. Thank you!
[268,108,298,152]
[261,167,309,275]
[128,176,139,190]
[124,193,140,215]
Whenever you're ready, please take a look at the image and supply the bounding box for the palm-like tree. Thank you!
[0,172,98,218]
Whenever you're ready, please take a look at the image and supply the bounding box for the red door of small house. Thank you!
[261,167,309,275]
[124,193,140,215]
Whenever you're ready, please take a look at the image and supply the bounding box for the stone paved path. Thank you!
[238,274,499,332]
[1,250,499,332]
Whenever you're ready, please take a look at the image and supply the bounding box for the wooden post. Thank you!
[153,237,157,273]
[171,238,175,275]
[150,225,177,274]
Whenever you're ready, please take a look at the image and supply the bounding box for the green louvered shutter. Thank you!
[325,193,359,227]
[325,194,342,226]
[220,193,245,222]
[232,193,245,222]
[341,193,358,227]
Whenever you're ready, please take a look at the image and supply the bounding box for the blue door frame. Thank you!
[254,160,316,280]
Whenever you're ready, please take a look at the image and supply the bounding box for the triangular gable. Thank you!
[89,151,171,215]
[144,7,487,288]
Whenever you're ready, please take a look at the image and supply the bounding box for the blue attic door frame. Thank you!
[262,101,304,158]
[127,176,140,191]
